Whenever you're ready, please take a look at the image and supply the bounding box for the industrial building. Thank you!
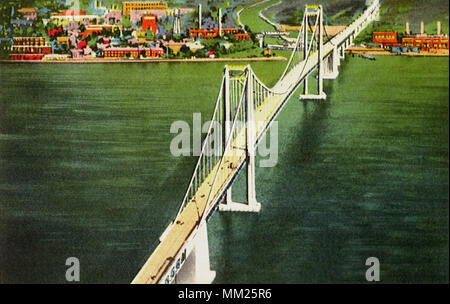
[9,37,52,61]
[122,1,167,16]
[373,21,449,52]
[103,47,164,58]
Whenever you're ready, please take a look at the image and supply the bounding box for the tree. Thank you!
[87,36,97,52]
[26,26,34,37]
[145,29,155,41]
[288,8,305,26]
[13,26,24,37]
[122,16,132,28]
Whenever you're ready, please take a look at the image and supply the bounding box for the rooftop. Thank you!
[18,8,37,13]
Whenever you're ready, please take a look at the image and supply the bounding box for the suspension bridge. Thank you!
[132,0,381,284]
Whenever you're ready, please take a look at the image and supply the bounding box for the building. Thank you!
[402,36,449,50]
[372,32,398,46]
[105,11,122,24]
[80,25,121,39]
[373,31,449,51]
[164,40,186,55]
[234,33,251,40]
[189,28,251,40]
[185,40,204,53]
[42,54,70,61]
[57,36,70,47]
[57,10,86,16]
[9,54,46,61]
[9,37,52,61]
[17,8,38,21]
[103,47,164,58]
[130,7,193,23]
[50,11,100,26]
[48,28,63,37]
[71,49,84,59]
[123,1,168,16]
[142,15,157,33]
[10,19,34,30]
[189,29,220,39]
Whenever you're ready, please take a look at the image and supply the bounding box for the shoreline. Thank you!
[0,56,287,64]
[346,47,449,57]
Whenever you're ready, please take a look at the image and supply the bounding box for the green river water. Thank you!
[0,56,448,283]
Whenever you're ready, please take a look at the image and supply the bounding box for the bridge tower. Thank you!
[219,66,261,213]
[299,5,326,100]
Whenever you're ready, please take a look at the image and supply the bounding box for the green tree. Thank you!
[122,16,132,28]
[87,36,98,52]
[145,29,155,41]
[288,8,305,26]
[13,27,24,37]
[26,26,34,37]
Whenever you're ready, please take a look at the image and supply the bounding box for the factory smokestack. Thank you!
[219,8,222,36]
[420,21,424,35]
[198,4,202,30]
[406,22,410,35]
[437,21,441,35]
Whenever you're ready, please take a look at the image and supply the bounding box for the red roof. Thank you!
[78,41,87,50]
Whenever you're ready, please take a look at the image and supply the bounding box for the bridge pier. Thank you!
[323,47,339,80]
[175,221,216,284]
[339,45,345,60]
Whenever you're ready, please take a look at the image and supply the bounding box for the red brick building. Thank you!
[142,15,158,33]
[80,25,121,39]
[373,31,449,51]
[402,36,449,50]
[373,32,398,46]
[234,33,251,40]
[189,28,250,40]
[9,37,52,61]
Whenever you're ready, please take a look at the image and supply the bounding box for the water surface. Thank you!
[0,57,448,283]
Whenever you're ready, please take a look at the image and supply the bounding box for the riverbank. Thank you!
[346,46,449,57]
[0,56,287,64]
